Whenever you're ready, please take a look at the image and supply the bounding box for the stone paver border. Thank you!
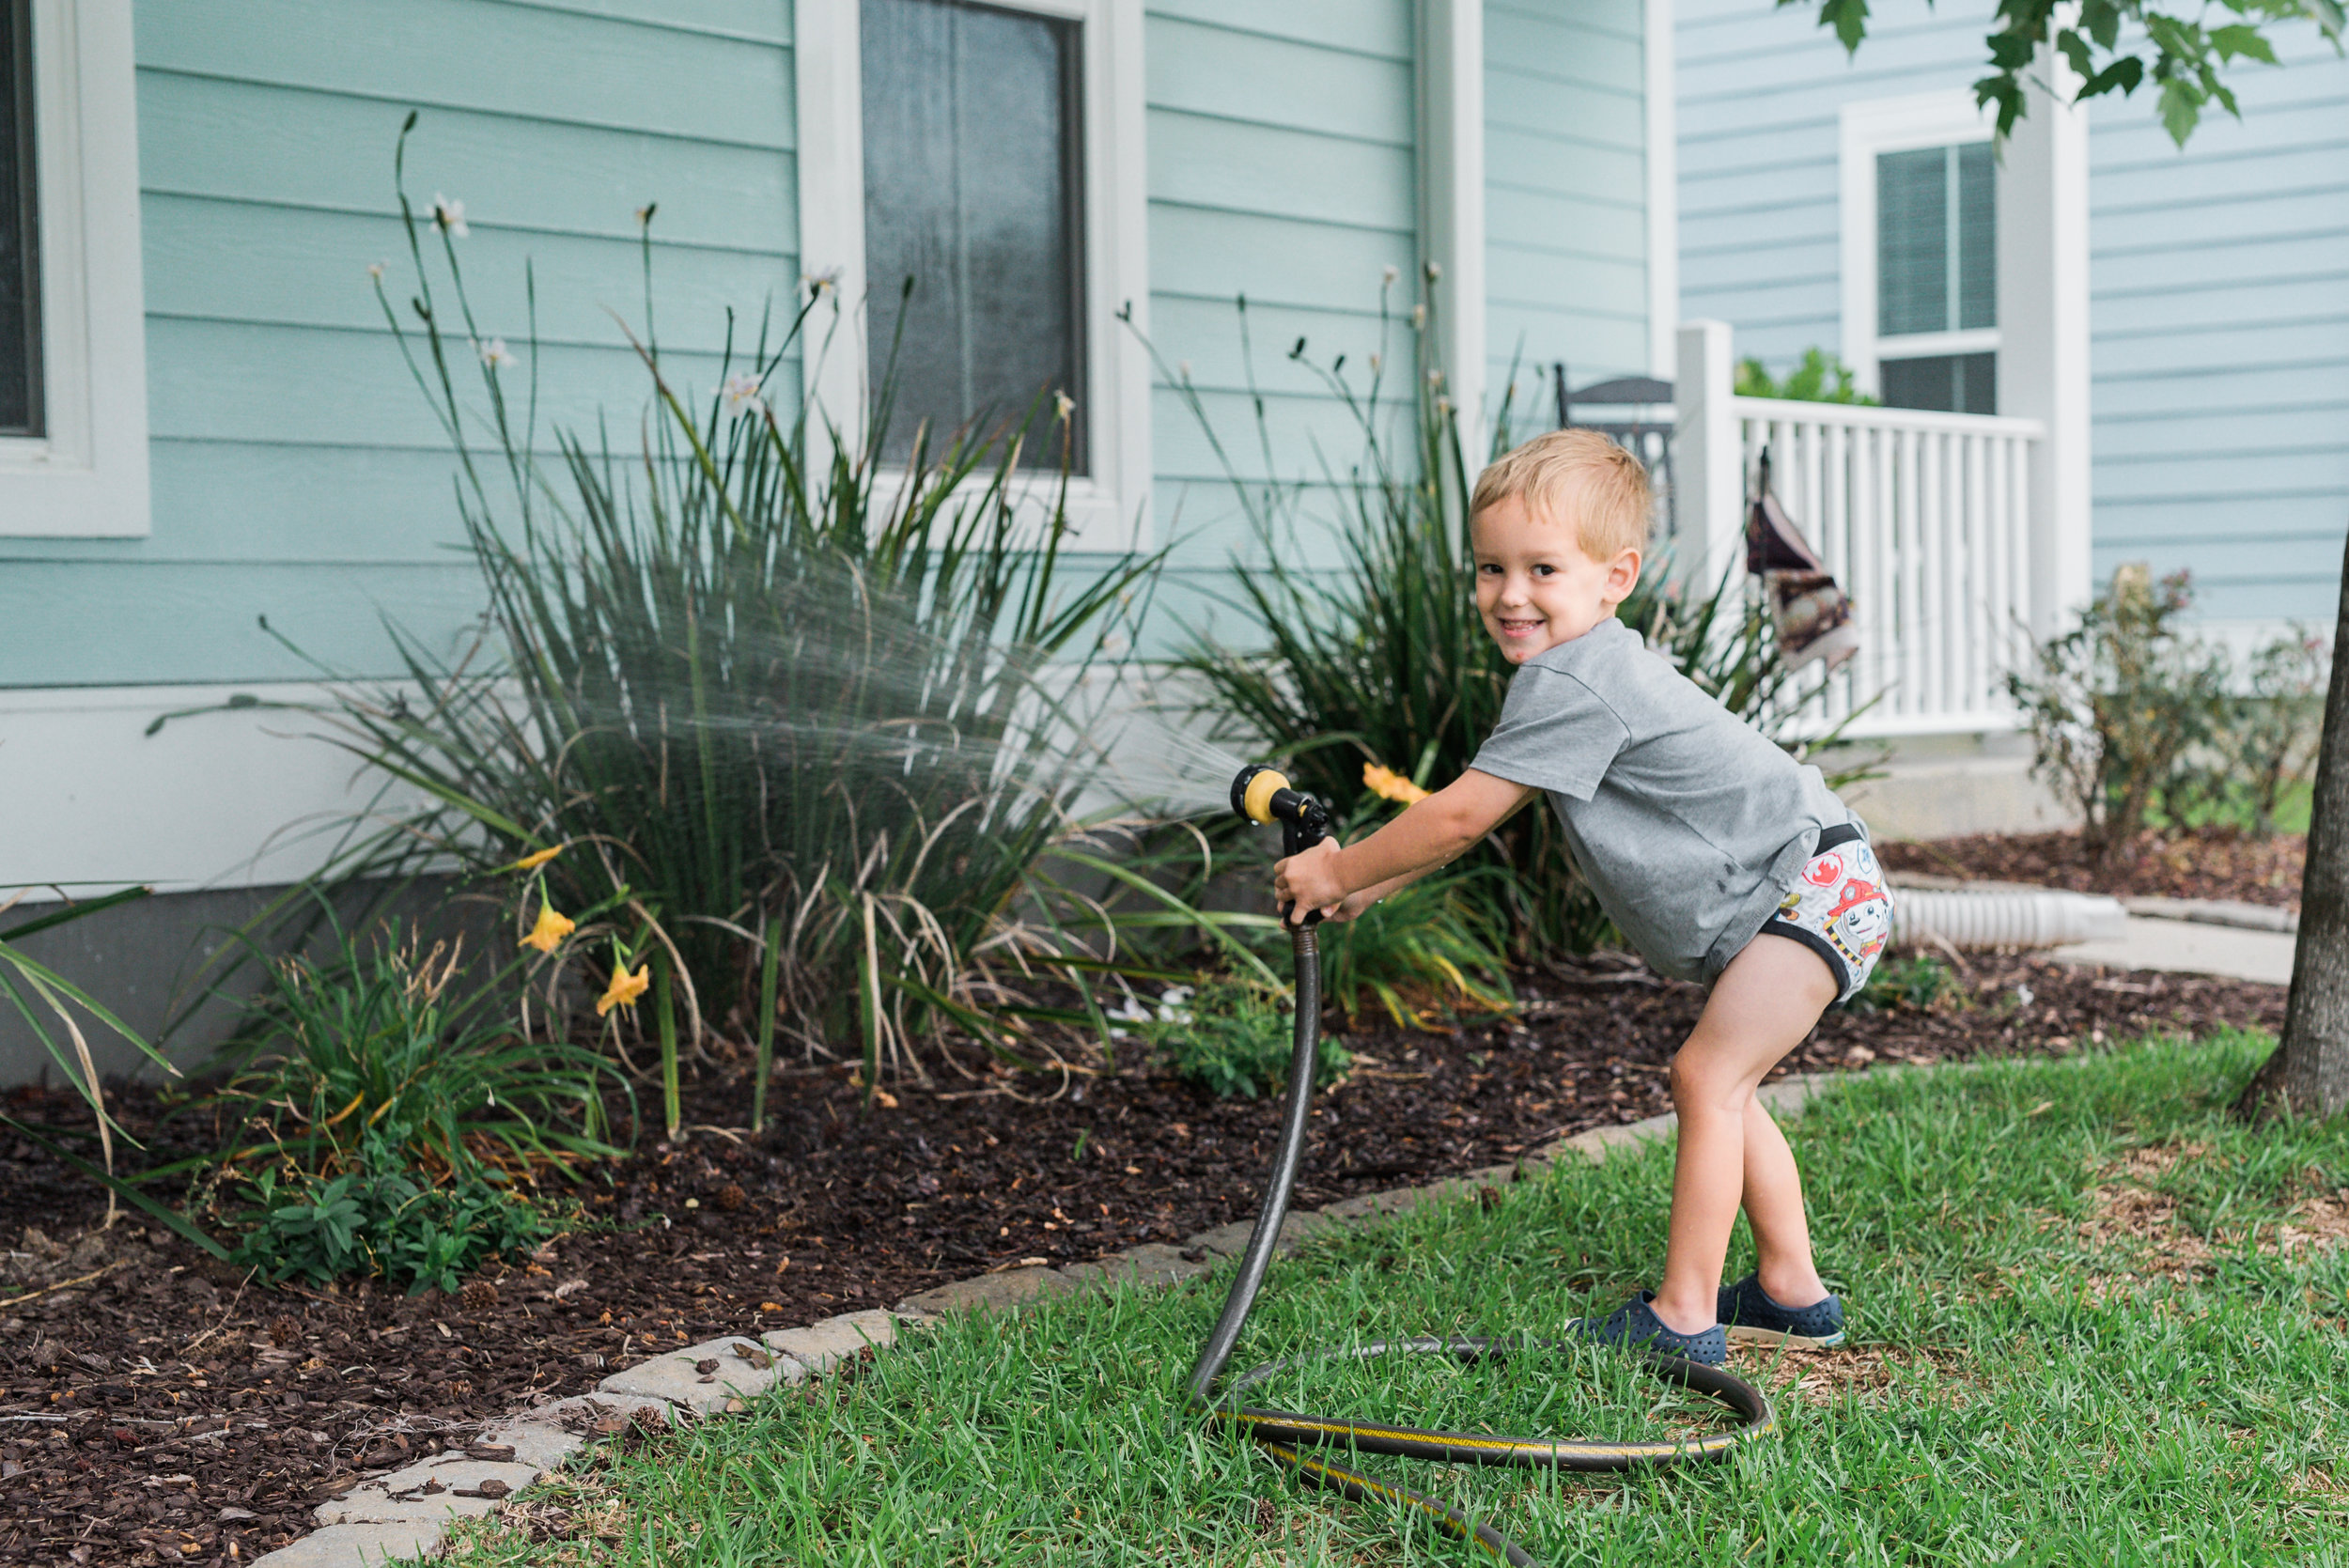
[249,1075,1832,1566]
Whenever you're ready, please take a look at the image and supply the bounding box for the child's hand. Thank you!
[1323,887,1384,925]
[1271,838,1347,925]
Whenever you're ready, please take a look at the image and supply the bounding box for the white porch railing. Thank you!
[1734,397,2045,737]
[1672,321,2051,741]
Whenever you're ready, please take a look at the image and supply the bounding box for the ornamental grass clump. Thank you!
[269,118,1196,1123]
[1158,273,1861,958]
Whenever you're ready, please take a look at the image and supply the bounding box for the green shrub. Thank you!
[251,119,1199,1114]
[1734,348,1877,405]
[1851,953,1962,1014]
[1155,275,1860,957]
[2006,567,2326,853]
[1142,979,1350,1101]
[200,905,618,1291]
[226,1148,561,1296]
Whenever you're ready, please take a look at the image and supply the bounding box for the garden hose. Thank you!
[1182,768,1778,1566]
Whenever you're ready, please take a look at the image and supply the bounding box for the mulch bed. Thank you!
[0,952,2286,1565]
[1878,827,2307,911]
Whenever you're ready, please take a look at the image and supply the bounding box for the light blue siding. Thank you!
[1678,0,2349,622]
[2086,44,2349,616]
[1142,0,1420,585]
[1485,0,1652,419]
[0,0,799,688]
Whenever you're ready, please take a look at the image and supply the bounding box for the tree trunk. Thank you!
[2237,523,2349,1121]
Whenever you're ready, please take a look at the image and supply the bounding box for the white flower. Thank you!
[431,194,469,238]
[478,337,517,371]
[804,266,843,294]
[1381,264,1400,286]
[366,260,385,281]
[1425,260,1443,283]
[1159,986,1194,1006]
[1368,353,1382,374]
[1176,360,1192,382]
[1107,998,1153,1025]
[1053,390,1075,422]
[1412,303,1427,331]
[722,372,765,415]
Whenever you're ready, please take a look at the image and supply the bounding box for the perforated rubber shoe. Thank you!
[1566,1291,1727,1366]
[1717,1274,1845,1348]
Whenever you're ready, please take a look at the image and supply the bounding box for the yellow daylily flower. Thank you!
[504,845,564,873]
[1362,762,1430,805]
[597,963,651,1017]
[519,902,576,955]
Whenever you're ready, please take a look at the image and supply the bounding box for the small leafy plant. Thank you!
[1851,953,1963,1014]
[200,904,621,1292]
[227,1143,560,1296]
[1734,349,1877,405]
[1143,979,1350,1101]
[2007,568,2327,854]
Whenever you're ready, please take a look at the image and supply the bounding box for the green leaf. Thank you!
[2158,76,2205,145]
[2209,23,2279,60]
[1819,0,1871,52]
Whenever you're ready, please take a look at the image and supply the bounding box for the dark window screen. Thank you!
[0,0,39,438]
[863,0,1083,472]
[1876,141,1995,339]
[1880,352,1996,415]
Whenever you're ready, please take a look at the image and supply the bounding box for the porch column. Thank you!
[1419,0,1487,462]
[1998,48,2092,640]
[1675,318,1742,591]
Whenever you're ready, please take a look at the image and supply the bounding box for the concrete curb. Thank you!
[250,1072,1842,1566]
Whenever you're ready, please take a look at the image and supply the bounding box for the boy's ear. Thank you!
[1605,547,1643,604]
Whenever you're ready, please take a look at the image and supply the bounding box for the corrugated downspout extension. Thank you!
[1890,887,2129,950]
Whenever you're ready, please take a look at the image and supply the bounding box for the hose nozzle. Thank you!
[1231,766,1332,924]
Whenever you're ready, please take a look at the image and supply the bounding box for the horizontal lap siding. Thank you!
[0,0,799,688]
[2088,43,2349,621]
[1676,0,1997,370]
[1143,2,1419,609]
[1680,0,2345,622]
[1485,0,1649,420]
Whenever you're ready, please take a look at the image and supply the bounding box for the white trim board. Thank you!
[1837,89,1994,402]
[793,0,1152,550]
[1420,0,1486,457]
[0,0,151,537]
[0,684,417,903]
[1642,0,1677,380]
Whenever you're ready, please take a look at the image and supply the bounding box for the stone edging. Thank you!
[251,1074,1834,1567]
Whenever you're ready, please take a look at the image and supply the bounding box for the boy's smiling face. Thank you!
[1471,491,1643,664]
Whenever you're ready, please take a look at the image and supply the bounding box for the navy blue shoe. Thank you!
[1567,1291,1726,1366]
[1717,1274,1845,1348]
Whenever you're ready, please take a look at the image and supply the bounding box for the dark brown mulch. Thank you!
[0,954,2285,1565]
[1878,828,2307,911]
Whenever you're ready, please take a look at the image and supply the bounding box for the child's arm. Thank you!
[1273,769,1536,924]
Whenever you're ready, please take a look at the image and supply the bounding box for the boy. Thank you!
[1272,428,1889,1364]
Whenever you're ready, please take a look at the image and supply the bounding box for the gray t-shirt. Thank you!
[1470,617,1853,982]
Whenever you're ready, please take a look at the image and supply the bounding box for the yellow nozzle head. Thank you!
[1240,767,1290,825]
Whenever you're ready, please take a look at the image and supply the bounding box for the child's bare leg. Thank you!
[1740,1098,1828,1307]
[1646,933,1836,1335]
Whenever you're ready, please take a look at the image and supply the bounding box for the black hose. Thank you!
[1183,924,1779,1566]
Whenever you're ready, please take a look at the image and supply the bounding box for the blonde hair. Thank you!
[1470,427,1652,560]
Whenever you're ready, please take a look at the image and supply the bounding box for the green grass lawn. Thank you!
[444,1033,2349,1565]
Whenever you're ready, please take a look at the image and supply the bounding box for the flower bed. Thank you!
[0,954,2286,1565]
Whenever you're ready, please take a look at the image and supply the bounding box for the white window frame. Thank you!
[0,0,148,537]
[1839,90,1996,402]
[795,0,1150,549]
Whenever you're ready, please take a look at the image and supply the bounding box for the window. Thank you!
[796,0,1149,545]
[0,0,149,537]
[1839,93,1999,417]
[863,0,1084,471]
[2,0,40,439]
